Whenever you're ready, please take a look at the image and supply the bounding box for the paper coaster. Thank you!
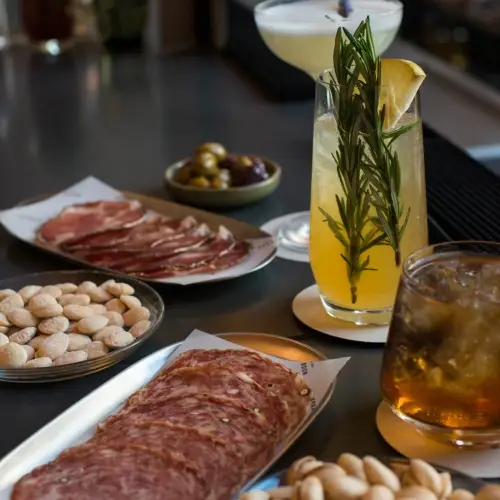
[376,401,500,478]
[261,212,310,263]
[292,285,388,343]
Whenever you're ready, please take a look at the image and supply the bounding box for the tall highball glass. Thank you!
[310,71,428,325]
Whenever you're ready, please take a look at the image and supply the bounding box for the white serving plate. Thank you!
[0,331,348,498]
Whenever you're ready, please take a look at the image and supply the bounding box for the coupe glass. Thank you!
[254,0,403,255]
[382,242,500,447]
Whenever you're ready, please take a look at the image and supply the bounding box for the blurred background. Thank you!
[1,0,500,181]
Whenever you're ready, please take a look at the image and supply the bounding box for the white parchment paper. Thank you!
[0,177,277,285]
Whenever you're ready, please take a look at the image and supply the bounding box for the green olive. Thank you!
[211,178,229,190]
[188,176,210,188]
[218,168,231,183]
[196,142,227,162]
[175,165,192,184]
[192,152,219,177]
[237,155,254,168]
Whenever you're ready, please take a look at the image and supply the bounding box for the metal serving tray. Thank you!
[0,333,339,499]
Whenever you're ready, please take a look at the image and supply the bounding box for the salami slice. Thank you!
[93,421,243,500]
[127,363,290,437]
[164,349,310,430]
[100,393,276,474]
[12,443,208,500]
[37,200,144,246]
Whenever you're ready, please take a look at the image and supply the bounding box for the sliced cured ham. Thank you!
[93,421,243,500]
[37,200,144,246]
[99,393,277,475]
[164,349,310,430]
[12,443,208,500]
[126,363,290,438]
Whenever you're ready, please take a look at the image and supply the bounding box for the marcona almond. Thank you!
[24,357,52,368]
[476,485,500,500]
[312,464,346,485]
[323,475,369,499]
[9,327,37,345]
[58,294,91,306]
[105,298,127,314]
[76,281,97,294]
[67,321,79,333]
[88,304,107,315]
[296,460,325,481]
[107,282,134,297]
[0,342,28,367]
[85,341,109,359]
[53,350,88,365]
[362,485,395,500]
[396,486,436,500]
[88,287,113,303]
[129,320,151,338]
[29,334,50,349]
[120,294,141,309]
[103,311,124,327]
[7,326,21,336]
[440,472,452,498]
[67,333,92,351]
[93,325,122,342]
[63,305,94,321]
[56,283,78,294]
[363,457,400,492]
[18,285,41,304]
[78,315,109,335]
[103,329,134,349]
[239,493,270,500]
[401,471,418,488]
[299,476,324,500]
[0,289,16,300]
[37,332,69,360]
[21,344,35,361]
[29,294,63,318]
[448,490,475,500]
[0,294,24,315]
[0,326,8,334]
[7,309,39,328]
[0,332,8,347]
[409,460,442,496]
[123,306,150,327]
[38,316,70,335]
[0,312,10,327]
[267,486,295,499]
[287,457,316,485]
[37,285,62,299]
[338,453,367,481]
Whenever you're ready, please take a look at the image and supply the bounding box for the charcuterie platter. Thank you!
[0,330,349,499]
[0,177,277,286]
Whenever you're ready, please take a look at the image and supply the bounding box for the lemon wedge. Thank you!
[380,59,426,130]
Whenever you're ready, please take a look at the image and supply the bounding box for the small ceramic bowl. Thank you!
[164,157,281,209]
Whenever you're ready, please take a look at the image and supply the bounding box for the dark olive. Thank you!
[211,178,229,190]
[192,152,219,177]
[175,165,192,184]
[188,176,210,188]
[196,142,227,161]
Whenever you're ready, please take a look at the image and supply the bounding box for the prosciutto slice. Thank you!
[37,200,144,246]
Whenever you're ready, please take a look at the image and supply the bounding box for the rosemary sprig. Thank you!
[319,17,412,303]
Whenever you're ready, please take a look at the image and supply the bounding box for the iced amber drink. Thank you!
[381,242,500,447]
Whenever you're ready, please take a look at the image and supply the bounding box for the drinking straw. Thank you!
[338,0,352,17]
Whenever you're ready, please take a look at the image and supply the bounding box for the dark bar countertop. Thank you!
[0,49,499,472]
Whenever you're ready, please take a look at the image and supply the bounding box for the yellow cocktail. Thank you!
[309,23,428,325]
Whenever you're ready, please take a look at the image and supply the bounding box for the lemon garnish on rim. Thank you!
[379,59,426,130]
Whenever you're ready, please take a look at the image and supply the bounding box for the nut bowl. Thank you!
[0,270,164,383]
[164,156,282,209]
